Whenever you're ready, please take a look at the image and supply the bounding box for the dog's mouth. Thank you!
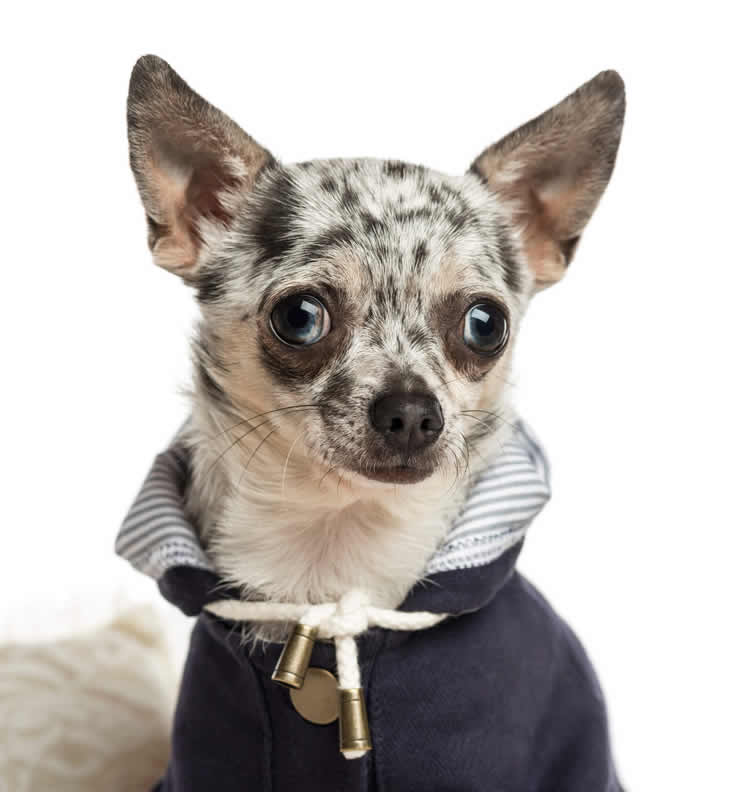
[322,439,442,486]
[350,463,435,485]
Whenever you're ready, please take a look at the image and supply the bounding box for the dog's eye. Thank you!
[271,294,331,346]
[462,302,509,356]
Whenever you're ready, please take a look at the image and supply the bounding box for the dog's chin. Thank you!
[313,445,441,487]
[353,464,434,485]
[336,453,440,485]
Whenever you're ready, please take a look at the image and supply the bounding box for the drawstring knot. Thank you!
[323,589,370,637]
[204,590,445,759]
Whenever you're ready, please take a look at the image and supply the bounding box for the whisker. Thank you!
[207,405,321,474]
[206,404,321,443]
[443,446,461,495]
[456,432,472,476]
[460,408,522,437]
[238,428,278,489]
[205,413,260,442]
[281,426,307,495]
[206,420,272,477]
[434,376,465,393]
[318,464,338,490]
[459,411,495,433]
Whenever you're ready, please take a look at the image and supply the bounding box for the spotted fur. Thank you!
[126,55,624,609]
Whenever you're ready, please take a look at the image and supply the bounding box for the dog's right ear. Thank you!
[127,55,274,281]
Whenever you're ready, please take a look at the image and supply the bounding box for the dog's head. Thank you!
[127,56,624,487]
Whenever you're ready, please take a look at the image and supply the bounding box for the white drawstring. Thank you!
[205,589,446,691]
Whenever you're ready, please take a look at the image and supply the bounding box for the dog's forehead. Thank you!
[237,158,524,303]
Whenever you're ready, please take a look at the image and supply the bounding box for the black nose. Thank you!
[370,392,444,452]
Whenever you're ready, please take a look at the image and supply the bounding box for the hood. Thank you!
[116,419,550,618]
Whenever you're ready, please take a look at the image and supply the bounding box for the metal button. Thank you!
[289,667,339,725]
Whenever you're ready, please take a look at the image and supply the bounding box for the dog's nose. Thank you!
[370,392,444,452]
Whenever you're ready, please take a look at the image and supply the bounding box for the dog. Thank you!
[119,55,625,791]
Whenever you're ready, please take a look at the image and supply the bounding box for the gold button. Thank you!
[289,667,339,725]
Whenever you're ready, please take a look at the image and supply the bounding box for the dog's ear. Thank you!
[127,55,273,280]
[471,71,625,290]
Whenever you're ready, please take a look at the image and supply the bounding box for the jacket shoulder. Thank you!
[509,573,608,695]
[497,573,620,790]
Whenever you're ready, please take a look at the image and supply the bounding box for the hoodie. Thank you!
[116,421,621,791]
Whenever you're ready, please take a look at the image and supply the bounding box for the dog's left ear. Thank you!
[471,71,625,290]
[127,55,274,281]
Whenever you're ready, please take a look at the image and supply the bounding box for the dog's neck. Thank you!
[185,402,501,609]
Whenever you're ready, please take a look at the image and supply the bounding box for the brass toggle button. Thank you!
[272,623,318,689]
[289,667,340,725]
[338,687,372,756]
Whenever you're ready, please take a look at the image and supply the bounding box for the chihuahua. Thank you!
[123,55,625,791]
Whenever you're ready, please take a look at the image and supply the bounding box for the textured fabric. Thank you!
[116,421,550,581]
[116,419,621,791]
[0,606,174,792]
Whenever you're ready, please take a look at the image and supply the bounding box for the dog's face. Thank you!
[195,160,524,485]
[127,57,624,487]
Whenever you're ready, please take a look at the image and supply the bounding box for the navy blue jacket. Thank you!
[117,423,621,791]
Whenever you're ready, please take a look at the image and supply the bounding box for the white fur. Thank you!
[186,397,517,610]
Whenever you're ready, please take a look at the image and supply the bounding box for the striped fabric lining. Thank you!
[115,444,213,580]
[116,420,550,581]
[424,421,550,573]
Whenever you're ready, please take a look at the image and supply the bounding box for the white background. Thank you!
[2,3,748,789]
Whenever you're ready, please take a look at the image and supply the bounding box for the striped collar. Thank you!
[116,420,550,612]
